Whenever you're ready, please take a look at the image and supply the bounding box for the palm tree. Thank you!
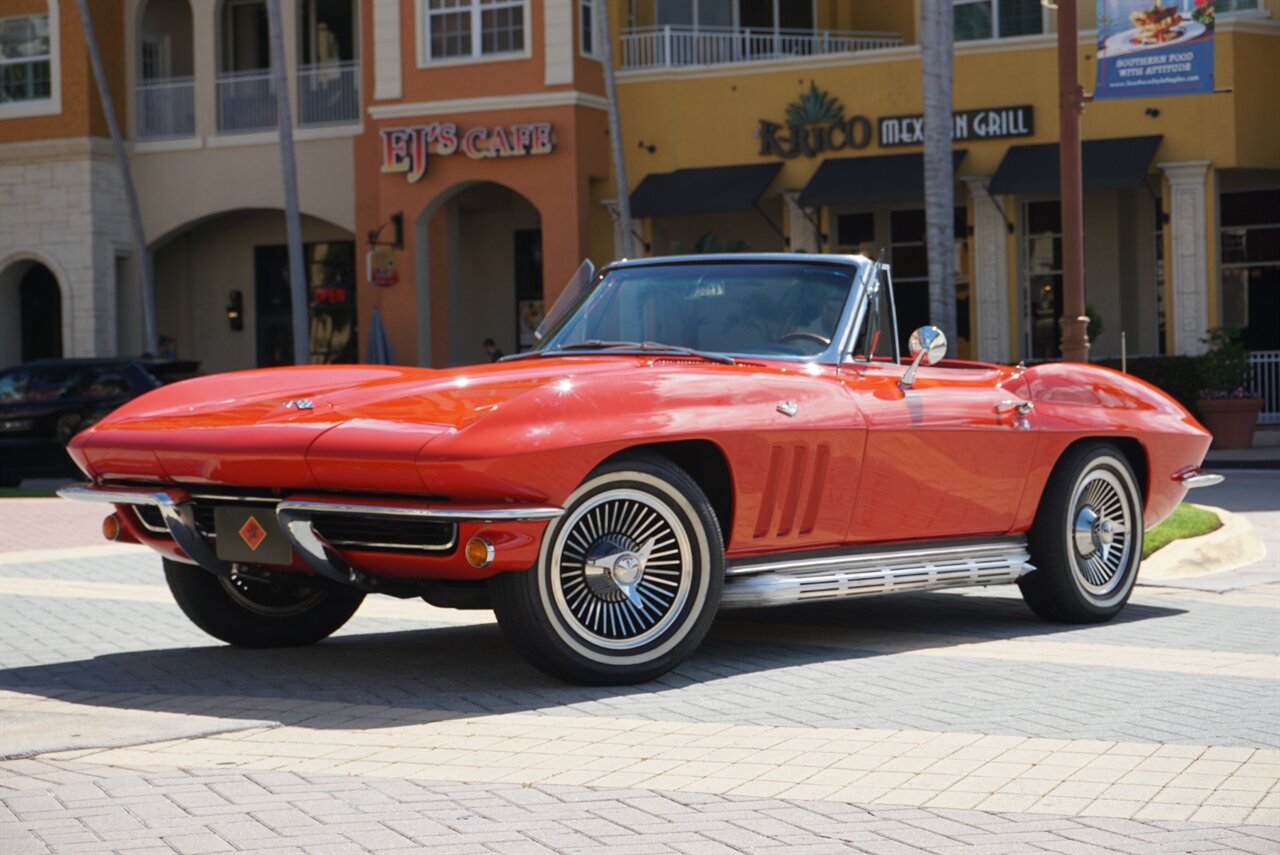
[920,0,956,338]
[75,0,157,355]
[597,0,633,258]
[266,0,309,365]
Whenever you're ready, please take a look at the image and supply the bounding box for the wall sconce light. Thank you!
[1145,107,1160,118]
[226,290,244,331]
[636,140,657,153]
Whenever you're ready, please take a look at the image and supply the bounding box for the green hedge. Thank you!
[1094,356,1208,420]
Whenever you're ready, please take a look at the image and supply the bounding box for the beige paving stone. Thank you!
[1246,807,1280,825]
[948,775,1012,794]
[1029,795,1092,816]
[922,790,987,810]
[1151,786,1214,805]
[975,793,1040,812]
[1049,780,1112,800]
[1134,802,1198,821]
[1078,799,1145,819]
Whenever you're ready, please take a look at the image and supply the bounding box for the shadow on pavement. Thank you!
[0,591,1185,733]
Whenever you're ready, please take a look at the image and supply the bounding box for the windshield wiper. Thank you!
[500,340,735,365]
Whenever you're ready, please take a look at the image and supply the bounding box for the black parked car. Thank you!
[0,358,199,486]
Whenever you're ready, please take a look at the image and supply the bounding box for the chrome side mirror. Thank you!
[900,326,947,389]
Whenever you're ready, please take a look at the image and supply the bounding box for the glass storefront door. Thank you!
[255,241,357,366]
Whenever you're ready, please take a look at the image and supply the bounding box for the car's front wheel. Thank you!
[163,559,364,647]
[1019,443,1144,623]
[490,454,723,685]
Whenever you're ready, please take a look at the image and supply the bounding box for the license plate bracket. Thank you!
[214,506,293,565]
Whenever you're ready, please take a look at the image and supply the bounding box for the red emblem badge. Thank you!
[239,516,267,551]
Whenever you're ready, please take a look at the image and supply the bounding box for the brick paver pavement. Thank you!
[1,490,1278,853]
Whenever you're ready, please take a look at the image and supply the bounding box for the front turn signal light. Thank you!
[465,536,495,568]
[102,513,121,542]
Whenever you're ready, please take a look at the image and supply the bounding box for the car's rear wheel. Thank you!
[1019,443,1143,623]
[163,559,364,647]
[490,454,723,685]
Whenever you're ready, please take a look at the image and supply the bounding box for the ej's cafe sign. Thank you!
[381,121,554,183]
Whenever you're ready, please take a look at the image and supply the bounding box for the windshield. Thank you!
[537,262,857,358]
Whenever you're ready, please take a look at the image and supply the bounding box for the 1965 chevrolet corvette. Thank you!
[61,254,1220,684]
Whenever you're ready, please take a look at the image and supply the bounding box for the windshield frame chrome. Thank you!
[525,253,876,365]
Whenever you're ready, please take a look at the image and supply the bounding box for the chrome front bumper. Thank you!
[1176,470,1225,489]
[58,483,563,589]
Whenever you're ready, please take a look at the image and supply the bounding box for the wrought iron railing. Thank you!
[297,61,360,127]
[216,69,277,133]
[137,77,194,139]
[1249,350,1280,424]
[620,25,903,69]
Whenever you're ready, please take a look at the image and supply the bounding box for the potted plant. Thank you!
[1196,327,1263,449]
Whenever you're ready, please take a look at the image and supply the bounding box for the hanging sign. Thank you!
[380,122,554,183]
[1094,0,1215,99]
[366,247,400,288]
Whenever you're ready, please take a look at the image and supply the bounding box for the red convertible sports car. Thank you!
[61,254,1220,684]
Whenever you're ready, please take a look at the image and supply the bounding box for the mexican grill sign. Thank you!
[879,106,1034,147]
[758,85,1033,157]
[381,122,554,183]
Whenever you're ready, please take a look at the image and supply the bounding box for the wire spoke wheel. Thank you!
[1068,470,1134,597]
[551,488,693,651]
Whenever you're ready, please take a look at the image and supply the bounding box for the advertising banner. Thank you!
[1095,0,1215,99]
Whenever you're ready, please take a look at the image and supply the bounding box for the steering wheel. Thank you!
[778,331,832,347]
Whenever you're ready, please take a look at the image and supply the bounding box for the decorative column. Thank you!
[1159,161,1211,356]
[962,176,1012,364]
[781,190,820,253]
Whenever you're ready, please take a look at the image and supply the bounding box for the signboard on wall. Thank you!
[380,122,555,183]
[757,84,1034,157]
[1095,0,1215,99]
[879,107,1034,147]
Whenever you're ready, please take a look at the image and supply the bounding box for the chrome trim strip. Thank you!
[275,499,564,522]
[130,506,171,536]
[1179,472,1225,489]
[721,540,1035,609]
[58,484,232,578]
[726,541,1030,577]
[324,535,458,553]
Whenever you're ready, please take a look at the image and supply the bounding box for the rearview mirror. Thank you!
[900,326,947,389]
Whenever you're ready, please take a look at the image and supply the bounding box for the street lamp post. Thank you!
[1058,0,1090,363]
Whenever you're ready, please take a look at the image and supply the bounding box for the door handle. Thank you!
[994,400,1034,415]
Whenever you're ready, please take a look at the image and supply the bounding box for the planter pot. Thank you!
[1197,397,1264,449]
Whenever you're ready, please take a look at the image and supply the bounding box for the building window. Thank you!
[1220,189,1280,352]
[423,0,527,62]
[889,207,970,349]
[954,0,1044,42]
[580,0,599,57]
[1217,0,1259,11]
[1023,200,1064,360]
[0,13,52,104]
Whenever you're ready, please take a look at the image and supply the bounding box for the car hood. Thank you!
[67,358,683,489]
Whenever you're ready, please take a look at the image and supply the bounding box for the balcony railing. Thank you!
[216,69,276,133]
[620,25,903,69]
[137,77,194,139]
[298,60,360,127]
[1249,350,1280,425]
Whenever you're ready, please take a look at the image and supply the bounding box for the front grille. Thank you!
[312,516,457,553]
[127,490,456,553]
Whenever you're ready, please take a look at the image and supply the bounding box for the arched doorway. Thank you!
[152,209,356,374]
[0,260,63,368]
[415,182,543,366]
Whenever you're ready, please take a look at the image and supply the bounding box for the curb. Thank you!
[1139,504,1266,583]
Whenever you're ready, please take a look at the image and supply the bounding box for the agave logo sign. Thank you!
[757,83,873,159]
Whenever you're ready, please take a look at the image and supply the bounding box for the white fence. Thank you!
[620,26,903,69]
[298,61,360,127]
[137,77,194,139]
[1249,350,1280,425]
[216,69,276,133]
